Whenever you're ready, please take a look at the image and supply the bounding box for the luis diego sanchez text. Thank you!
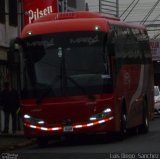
[109,153,160,159]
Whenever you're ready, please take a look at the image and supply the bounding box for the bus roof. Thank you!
[108,19,146,30]
[21,18,109,38]
[21,11,146,38]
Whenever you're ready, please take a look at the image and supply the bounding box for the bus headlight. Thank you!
[23,114,45,125]
[89,108,112,121]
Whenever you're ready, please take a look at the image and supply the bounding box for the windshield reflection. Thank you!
[22,32,113,99]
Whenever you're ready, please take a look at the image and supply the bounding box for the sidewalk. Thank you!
[0,131,35,153]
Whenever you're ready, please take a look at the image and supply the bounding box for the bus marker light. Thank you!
[30,125,36,129]
[41,127,48,131]
[52,127,61,131]
[87,123,94,127]
[27,31,32,36]
[98,120,105,124]
[74,125,82,128]
[95,26,100,31]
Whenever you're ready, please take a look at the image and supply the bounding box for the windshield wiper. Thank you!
[36,75,95,104]
[66,76,96,101]
[36,76,61,104]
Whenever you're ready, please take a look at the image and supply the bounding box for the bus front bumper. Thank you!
[23,116,115,138]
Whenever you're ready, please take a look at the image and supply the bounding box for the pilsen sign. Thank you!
[23,0,58,25]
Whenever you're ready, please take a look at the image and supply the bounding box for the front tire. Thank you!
[139,100,149,134]
[119,110,127,139]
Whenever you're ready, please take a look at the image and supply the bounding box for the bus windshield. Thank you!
[22,31,112,98]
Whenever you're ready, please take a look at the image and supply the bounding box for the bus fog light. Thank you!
[37,120,45,124]
[89,117,97,121]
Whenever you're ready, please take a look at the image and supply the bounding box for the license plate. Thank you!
[63,126,73,132]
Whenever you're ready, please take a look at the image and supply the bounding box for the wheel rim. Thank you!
[122,113,127,134]
[145,114,148,128]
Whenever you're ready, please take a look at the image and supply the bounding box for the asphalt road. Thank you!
[9,115,160,159]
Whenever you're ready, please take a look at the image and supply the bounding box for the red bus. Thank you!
[12,11,154,146]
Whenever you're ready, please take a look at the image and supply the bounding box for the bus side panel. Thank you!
[113,63,154,130]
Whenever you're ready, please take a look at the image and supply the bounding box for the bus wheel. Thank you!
[119,110,127,139]
[37,137,48,147]
[139,100,149,134]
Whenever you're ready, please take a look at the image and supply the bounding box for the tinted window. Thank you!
[22,32,113,98]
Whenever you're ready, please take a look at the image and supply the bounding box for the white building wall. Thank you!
[0,0,18,48]
[0,25,18,47]
[76,0,85,10]
[0,24,6,46]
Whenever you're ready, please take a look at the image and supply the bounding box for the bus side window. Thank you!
[107,42,115,56]
[107,31,116,56]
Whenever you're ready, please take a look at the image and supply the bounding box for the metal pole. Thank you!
[116,0,119,17]
[99,0,101,13]
[0,110,1,132]
[18,0,22,34]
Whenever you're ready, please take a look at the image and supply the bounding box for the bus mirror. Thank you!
[14,43,20,50]
[8,38,23,69]
[9,37,23,51]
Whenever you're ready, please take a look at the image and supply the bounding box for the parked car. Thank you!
[154,86,160,114]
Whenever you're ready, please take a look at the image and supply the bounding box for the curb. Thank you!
[0,139,35,153]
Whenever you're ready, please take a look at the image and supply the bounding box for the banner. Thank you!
[23,0,58,26]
